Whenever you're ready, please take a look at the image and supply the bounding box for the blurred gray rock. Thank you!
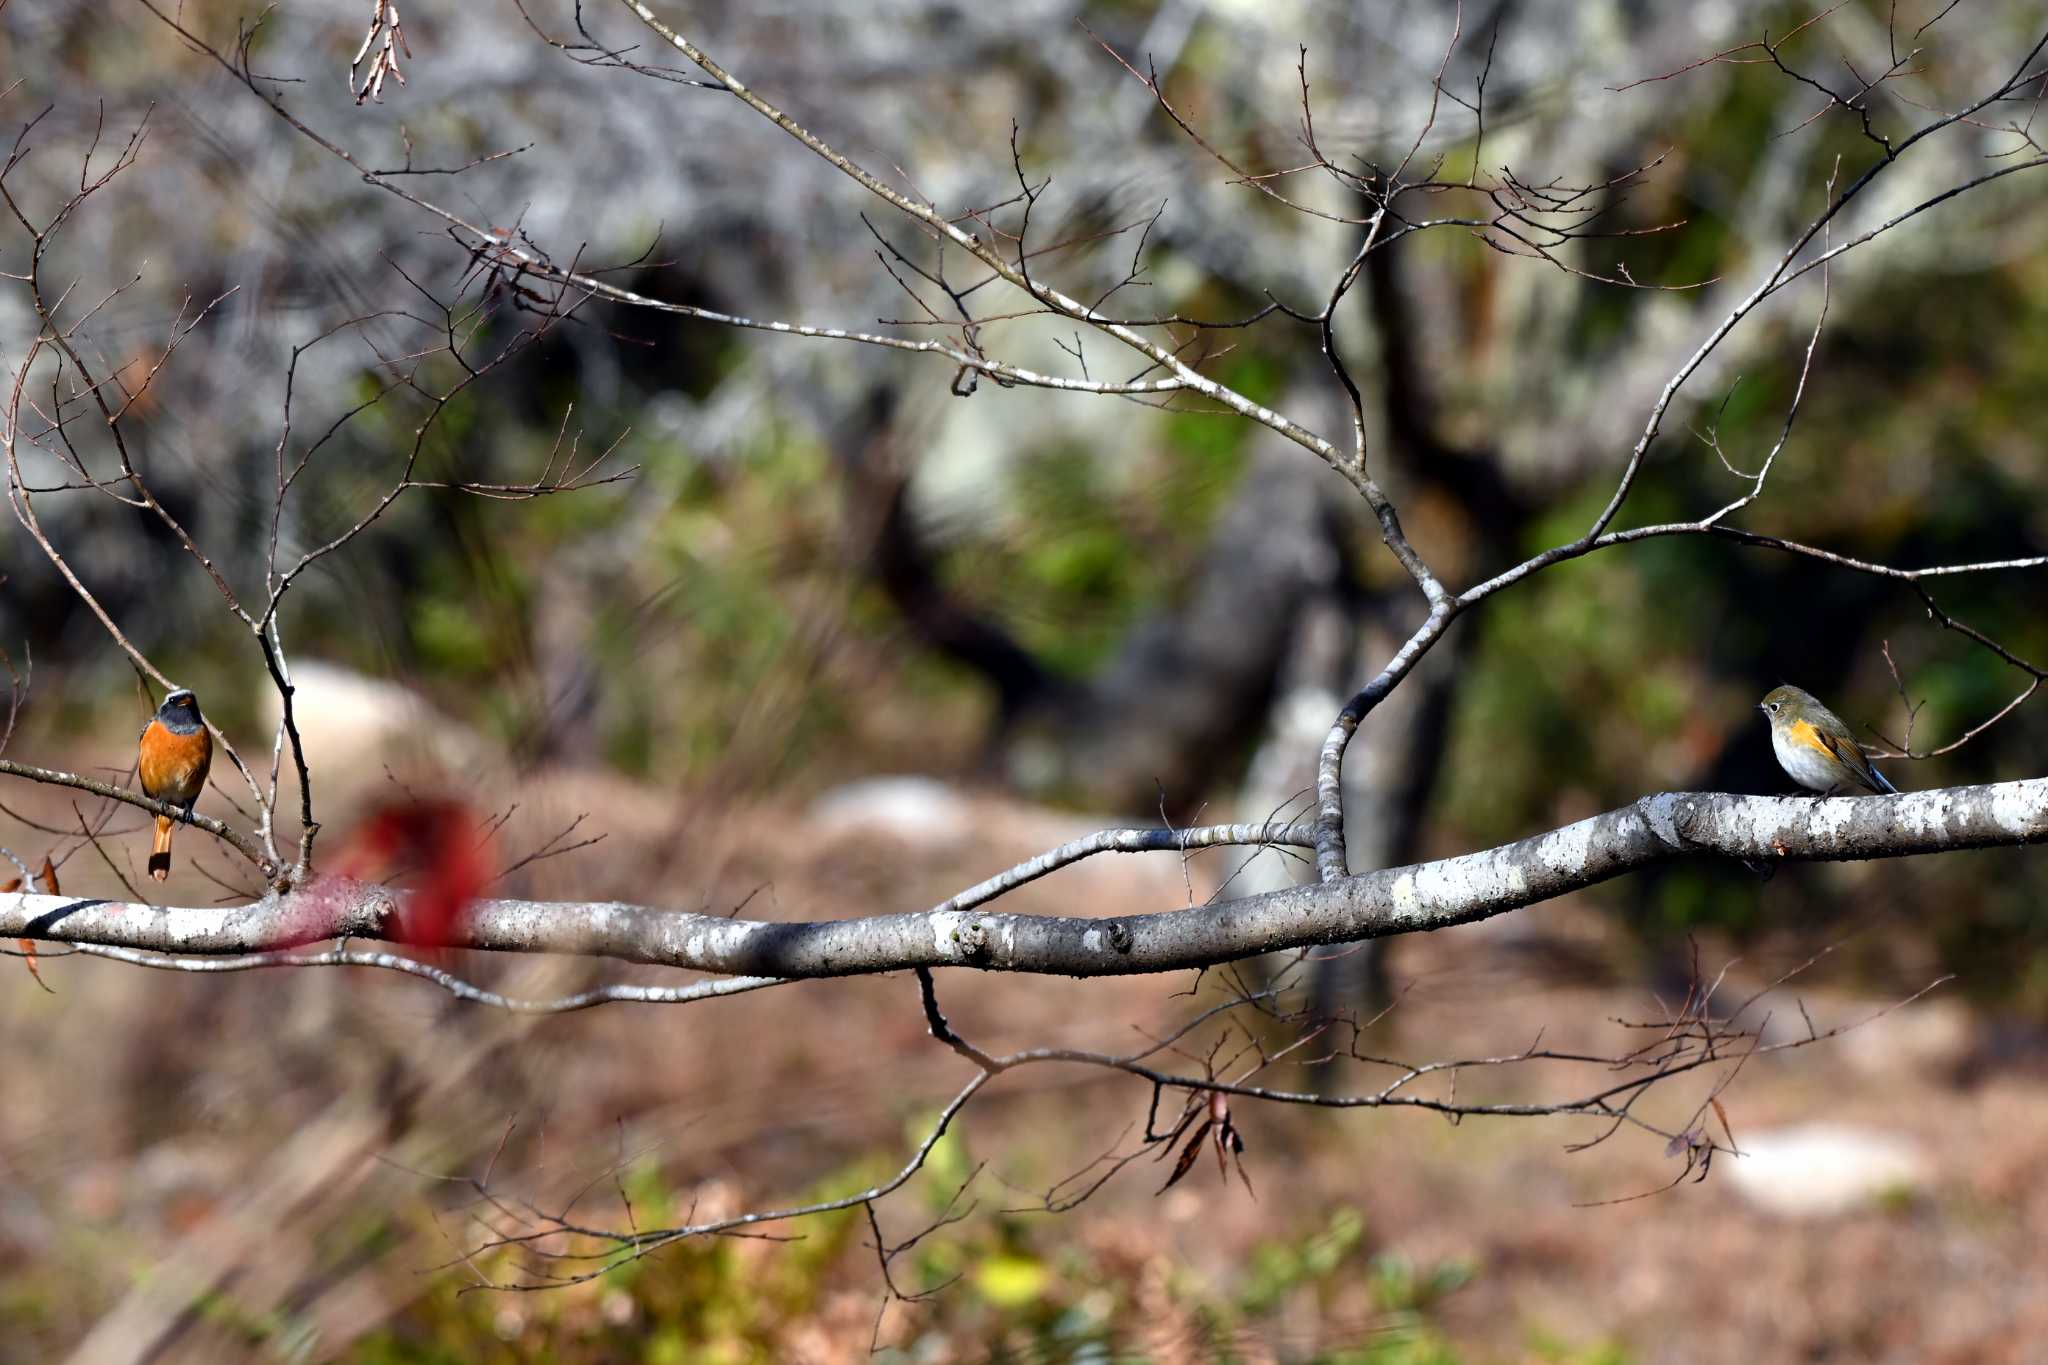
[1728,1123,1928,1218]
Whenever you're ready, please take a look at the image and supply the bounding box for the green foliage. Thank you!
[1428,220,2048,974]
[408,598,500,679]
[1524,1329,1637,1365]
[354,1158,866,1364]
[1236,1205,1369,1315]
[1442,483,1723,843]
[341,1153,1492,1364]
[947,354,1262,678]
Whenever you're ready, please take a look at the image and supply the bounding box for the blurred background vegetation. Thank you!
[2,0,2047,1359]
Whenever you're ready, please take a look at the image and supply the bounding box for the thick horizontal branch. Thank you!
[6,781,2043,981]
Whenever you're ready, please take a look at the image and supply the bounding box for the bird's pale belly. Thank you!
[1771,727,1844,793]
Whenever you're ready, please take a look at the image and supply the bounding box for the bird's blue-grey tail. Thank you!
[1871,765,1899,795]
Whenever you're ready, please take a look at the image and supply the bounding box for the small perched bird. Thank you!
[138,688,214,881]
[1757,685,1898,796]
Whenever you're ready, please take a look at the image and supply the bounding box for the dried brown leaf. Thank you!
[1157,1120,1211,1195]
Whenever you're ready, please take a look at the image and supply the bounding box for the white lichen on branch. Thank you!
[5,781,2042,979]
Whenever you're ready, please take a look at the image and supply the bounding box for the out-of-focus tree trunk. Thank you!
[840,382,1357,816]
[1308,605,1468,1025]
[1019,442,1353,811]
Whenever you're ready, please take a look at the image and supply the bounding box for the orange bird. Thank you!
[138,688,213,881]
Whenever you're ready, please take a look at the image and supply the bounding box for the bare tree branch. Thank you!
[0,756,273,873]
[6,781,2043,978]
[42,942,780,1012]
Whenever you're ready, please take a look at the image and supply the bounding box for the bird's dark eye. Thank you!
[1768,703,1780,713]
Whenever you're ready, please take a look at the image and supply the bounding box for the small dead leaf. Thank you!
[4,856,56,993]
[1709,1095,1737,1151]
[1157,1120,1212,1195]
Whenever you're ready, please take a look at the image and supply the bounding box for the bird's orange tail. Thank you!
[150,814,174,881]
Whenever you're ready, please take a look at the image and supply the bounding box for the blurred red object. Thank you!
[331,800,487,948]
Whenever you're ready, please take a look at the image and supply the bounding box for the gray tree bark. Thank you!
[10,780,2043,979]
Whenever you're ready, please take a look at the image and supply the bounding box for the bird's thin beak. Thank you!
[1755,703,1768,715]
